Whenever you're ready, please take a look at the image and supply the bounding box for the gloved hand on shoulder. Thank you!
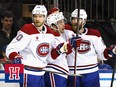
[69,36,82,49]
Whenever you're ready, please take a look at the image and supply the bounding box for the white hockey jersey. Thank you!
[67,28,107,75]
[6,23,55,75]
[46,30,75,78]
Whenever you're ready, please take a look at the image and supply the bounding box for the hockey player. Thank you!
[67,9,116,87]
[5,5,66,87]
[44,12,75,87]
[47,7,72,31]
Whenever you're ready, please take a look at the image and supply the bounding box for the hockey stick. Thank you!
[110,57,116,87]
[24,65,82,76]
[0,59,82,77]
[0,57,82,77]
[74,0,81,87]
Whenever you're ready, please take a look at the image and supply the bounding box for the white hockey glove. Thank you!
[56,42,72,54]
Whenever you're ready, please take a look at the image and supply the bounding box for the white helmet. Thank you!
[47,12,64,27]
[71,9,87,20]
[32,5,47,17]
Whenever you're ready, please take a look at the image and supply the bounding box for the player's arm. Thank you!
[93,36,116,59]
[5,30,31,63]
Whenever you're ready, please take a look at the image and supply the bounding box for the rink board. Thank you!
[99,70,116,87]
[0,70,116,87]
[0,70,19,87]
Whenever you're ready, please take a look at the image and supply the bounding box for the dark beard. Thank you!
[72,25,82,33]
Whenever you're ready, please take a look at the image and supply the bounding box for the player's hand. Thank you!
[12,54,22,64]
[69,36,82,49]
[107,44,116,57]
[56,42,72,54]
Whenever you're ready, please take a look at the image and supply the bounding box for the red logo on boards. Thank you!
[5,64,24,82]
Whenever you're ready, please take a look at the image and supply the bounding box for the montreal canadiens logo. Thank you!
[77,40,91,54]
[36,43,49,57]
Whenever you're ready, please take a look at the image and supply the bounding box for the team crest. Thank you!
[36,43,49,57]
[77,40,91,54]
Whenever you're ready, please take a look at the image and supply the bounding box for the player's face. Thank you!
[71,17,84,33]
[33,14,45,27]
[1,17,13,30]
[57,19,65,33]
[51,24,58,32]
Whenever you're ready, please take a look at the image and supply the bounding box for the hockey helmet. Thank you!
[71,9,87,20]
[47,12,64,27]
[48,7,59,16]
[32,5,47,17]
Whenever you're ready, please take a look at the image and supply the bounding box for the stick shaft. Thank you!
[110,60,116,87]
[74,0,81,87]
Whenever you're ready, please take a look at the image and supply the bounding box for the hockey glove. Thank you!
[12,55,22,64]
[107,44,116,57]
[69,36,82,49]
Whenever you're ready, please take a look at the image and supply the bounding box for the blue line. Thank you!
[100,78,116,80]
[0,79,5,81]
[99,70,116,73]
[0,70,5,73]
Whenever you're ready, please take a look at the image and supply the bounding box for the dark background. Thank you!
[0,0,116,68]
